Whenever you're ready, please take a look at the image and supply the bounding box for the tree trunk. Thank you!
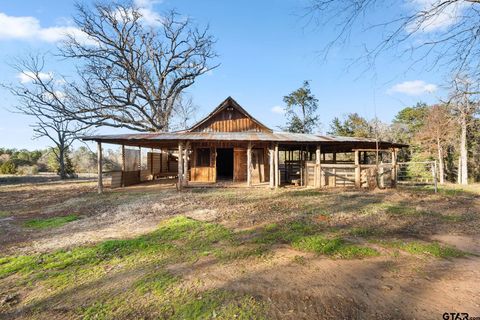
[437,139,445,184]
[459,115,468,185]
[58,148,66,179]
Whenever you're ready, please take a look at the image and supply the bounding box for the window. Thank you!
[196,148,210,167]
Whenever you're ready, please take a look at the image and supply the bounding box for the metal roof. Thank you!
[82,131,406,148]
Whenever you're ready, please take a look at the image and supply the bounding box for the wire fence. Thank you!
[397,161,438,192]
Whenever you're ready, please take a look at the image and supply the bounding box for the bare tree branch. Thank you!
[57,2,218,132]
[2,54,94,179]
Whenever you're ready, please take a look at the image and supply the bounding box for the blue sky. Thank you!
[0,0,447,150]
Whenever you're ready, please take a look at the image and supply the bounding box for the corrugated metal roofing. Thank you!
[82,131,406,147]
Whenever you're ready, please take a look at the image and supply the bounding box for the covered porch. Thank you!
[88,134,404,193]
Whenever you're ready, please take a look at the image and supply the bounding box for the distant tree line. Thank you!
[0,147,123,176]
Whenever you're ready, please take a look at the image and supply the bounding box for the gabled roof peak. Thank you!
[187,97,272,133]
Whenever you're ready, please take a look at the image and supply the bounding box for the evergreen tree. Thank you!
[283,81,320,133]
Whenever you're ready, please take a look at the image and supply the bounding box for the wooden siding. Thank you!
[190,146,216,182]
[251,148,268,183]
[191,108,268,133]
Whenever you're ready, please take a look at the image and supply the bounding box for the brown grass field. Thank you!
[0,175,479,319]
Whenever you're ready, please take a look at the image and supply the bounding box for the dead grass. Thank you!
[0,179,479,319]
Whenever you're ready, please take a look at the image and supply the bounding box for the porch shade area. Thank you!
[84,132,405,192]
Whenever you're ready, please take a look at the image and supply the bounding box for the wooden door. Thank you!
[233,147,247,182]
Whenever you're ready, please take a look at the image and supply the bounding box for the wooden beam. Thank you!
[391,148,397,188]
[97,142,103,194]
[269,145,275,188]
[274,144,279,188]
[247,141,252,187]
[183,142,189,186]
[354,150,361,188]
[121,144,125,187]
[177,142,183,190]
[315,145,321,188]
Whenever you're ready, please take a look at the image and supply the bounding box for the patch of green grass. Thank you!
[292,235,379,259]
[0,210,10,218]
[23,214,80,229]
[376,240,466,258]
[0,216,232,280]
[1,216,267,318]
[254,219,318,245]
[82,302,112,320]
[171,290,264,320]
[135,270,179,295]
[349,227,383,237]
[401,241,466,258]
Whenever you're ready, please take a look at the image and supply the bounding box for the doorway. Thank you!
[216,148,234,180]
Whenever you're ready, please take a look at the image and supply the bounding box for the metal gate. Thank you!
[397,161,438,192]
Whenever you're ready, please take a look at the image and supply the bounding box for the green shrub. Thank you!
[0,160,16,174]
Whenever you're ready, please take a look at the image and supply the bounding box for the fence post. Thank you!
[432,161,438,193]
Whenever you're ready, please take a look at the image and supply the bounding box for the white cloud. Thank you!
[0,12,95,44]
[16,71,53,84]
[134,0,163,27]
[271,105,285,114]
[406,0,466,33]
[388,80,437,96]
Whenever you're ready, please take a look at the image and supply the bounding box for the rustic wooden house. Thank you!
[84,97,406,193]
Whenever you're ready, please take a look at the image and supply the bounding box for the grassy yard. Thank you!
[0,178,479,319]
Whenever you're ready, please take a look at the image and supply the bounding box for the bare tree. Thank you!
[59,2,217,132]
[171,94,198,130]
[447,76,479,184]
[3,55,92,179]
[306,0,480,77]
[415,104,456,184]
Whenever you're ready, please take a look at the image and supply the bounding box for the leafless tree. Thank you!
[447,76,479,184]
[414,104,456,184]
[58,2,217,132]
[3,55,93,179]
[305,0,480,77]
[171,94,198,131]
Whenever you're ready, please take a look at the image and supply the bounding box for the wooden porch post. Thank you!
[274,143,279,188]
[391,148,397,188]
[269,145,275,188]
[121,144,125,187]
[332,152,337,187]
[177,142,183,190]
[183,142,189,186]
[247,141,252,187]
[315,145,321,188]
[97,141,103,194]
[354,150,361,188]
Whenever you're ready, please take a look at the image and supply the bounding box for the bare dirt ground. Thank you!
[0,175,479,319]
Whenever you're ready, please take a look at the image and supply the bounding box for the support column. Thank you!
[315,145,321,188]
[391,148,397,188]
[183,142,189,186]
[274,144,279,188]
[332,152,337,187]
[121,144,125,187]
[177,142,183,190]
[97,142,103,194]
[247,141,252,187]
[138,146,141,181]
[355,150,361,188]
[269,145,275,188]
